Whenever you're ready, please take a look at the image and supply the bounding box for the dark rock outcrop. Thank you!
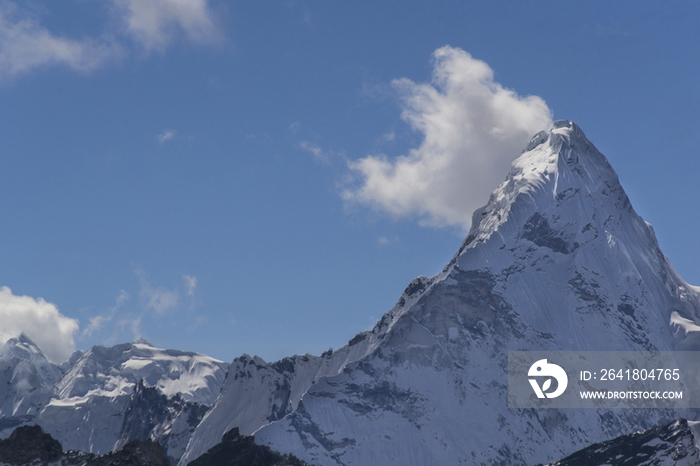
[0,426,171,466]
[187,428,311,466]
[0,425,62,465]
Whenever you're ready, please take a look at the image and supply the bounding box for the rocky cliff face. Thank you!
[117,380,209,465]
[180,121,700,466]
[545,419,700,466]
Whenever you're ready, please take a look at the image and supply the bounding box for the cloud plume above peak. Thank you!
[343,46,552,231]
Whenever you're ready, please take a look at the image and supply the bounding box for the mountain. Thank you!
[545,418,700,466]
[0,338,228,464]
[179,121,700,466]
[0,334,61,420]
[37,339,228,459]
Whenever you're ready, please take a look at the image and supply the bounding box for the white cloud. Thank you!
[0,286,78,363]
[0,3,122,80]
[343,46,552,231]
[183,275,197,296]
[299,140,327,164]
[157,129,176,143]
[110,0,222,52]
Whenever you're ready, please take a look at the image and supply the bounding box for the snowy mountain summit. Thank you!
[180,121,700,466]
[0,333,61,418]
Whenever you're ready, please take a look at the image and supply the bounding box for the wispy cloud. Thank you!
[0,286,79,363]
[110,0,223,53]
[380,131,395,143]
[0,0,223,80]
[343,46,552,231]
[0,3,123,80]
[136,268,179,315]
[119,313,143,340]
[183,275,197,296]
[81,290,129,338]
[157,129,176,144]
[299,140,344,165]
[377,235,398,246]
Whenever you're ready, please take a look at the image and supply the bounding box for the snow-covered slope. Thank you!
[53,339,226,405]
[0,334,61,421]
[181,121,700,466]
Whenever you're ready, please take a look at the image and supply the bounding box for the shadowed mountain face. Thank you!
[187,428,311,466]
[545,419,700,466]
[0,425,62,465]
[117,380,210,465]
[0,425,170,466]
[180,121,700,466]
[0,425,314,466]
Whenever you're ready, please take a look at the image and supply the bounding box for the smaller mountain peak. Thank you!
[551,119,574,129]
[133,337,154,346]
[524,120,589,153]
[2,332,41,354]
[17,332,39,347]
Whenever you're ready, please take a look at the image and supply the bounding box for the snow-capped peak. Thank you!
[132,337,154,346]
[456,120,622,259]
[0,332,63,388]
[53,341,228,405]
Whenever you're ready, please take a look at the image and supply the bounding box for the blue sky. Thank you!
[0,1,699,363]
